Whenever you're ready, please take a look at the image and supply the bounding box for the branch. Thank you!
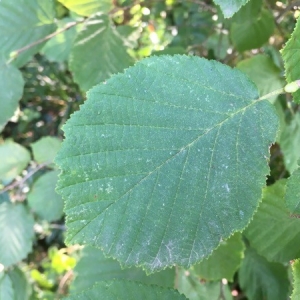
[7,20,83,64]
[0,162,50,194]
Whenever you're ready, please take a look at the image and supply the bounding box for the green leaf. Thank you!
[71,245,175,292]
[41,18,79,63]
[238,248,289,300]
[230,9,275,52]
[244,180,300,262]
[279,113,300,173]
[56,55,278,273]
[66,280,187,300]
[193,233,245,281]
[177,268,232,300]
[231,0,262,23]
[0,0,56,67]
[31,137,61,165]
[28,170,64,222]
[292,259,300,300]
[285,167,300,214]
[57,0,113,16]
[69,14,133,91]
[281,17,300,103]
[0,58,24,132]
[0,201,34,267]
[0,140,31,185]
[237,54,284,103]
[212,0,249,18]
[0,268,31,300]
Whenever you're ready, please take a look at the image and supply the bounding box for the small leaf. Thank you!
[0,201,34,267]
[66,280,187,300]
[244,180,300,262]
[193,233,245,281]
[238,248,289,300]
[230,9,275,52]
[282,17,300,103]
[237,54,284,103]
[28,170,64,222]
[0,58,24,132]
[57,0,113,16]
[291,259,300,300]
[31,137,61,165]
[56,55,278,273]
[212,0,249,18]
[0,140,31,185]
[0,0,56,67]
[69,13,133,91]
[71,245,175,292]
[285,167,300,214]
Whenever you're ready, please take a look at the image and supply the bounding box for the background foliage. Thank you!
[1,0,300,299]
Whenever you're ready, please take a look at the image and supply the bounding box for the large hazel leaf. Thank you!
[56,55,278,273]
[0,0,56,67]
[0,58,24,132]
[282,18,300,104]
[69,13,133,91]
[66,280,187,300]
[244,180,300,262]
[212,0,249,18]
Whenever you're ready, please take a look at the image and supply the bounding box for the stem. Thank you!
[257,87,285,101]
[0,162,50,194]
[6,20,82,65]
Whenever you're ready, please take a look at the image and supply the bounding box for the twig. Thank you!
[0,162,50,194]
[276,1,300,22]
[6,20,83,65]
[57,269,74,296]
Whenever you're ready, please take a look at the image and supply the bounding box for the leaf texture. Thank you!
[213,0,249,18]
[56,55,278,273]
[285,167,300,214]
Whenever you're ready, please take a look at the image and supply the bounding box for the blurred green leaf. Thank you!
[67,280,187,300]
[193,233,245,281]
[31,137,61,165]
[177,268,232,300]
[30,270,54,289]
[49,248,76,274]
[69,13,133,91]
[279,113,300,173]
[0,201,34,267]
[282,17,300,103]
[285,167,300,214]
[239,248,289,300]
[41,18,79,63]
[0,58,24,132]
[71,245,175,292]
[57,0,113,16]
[244,180,300,262]
[28,170,64,222]
[0,140,30,185]
[237,54,284,103]
[292,259,300,300]
[0,0,56,67]
[230,9,275,52]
